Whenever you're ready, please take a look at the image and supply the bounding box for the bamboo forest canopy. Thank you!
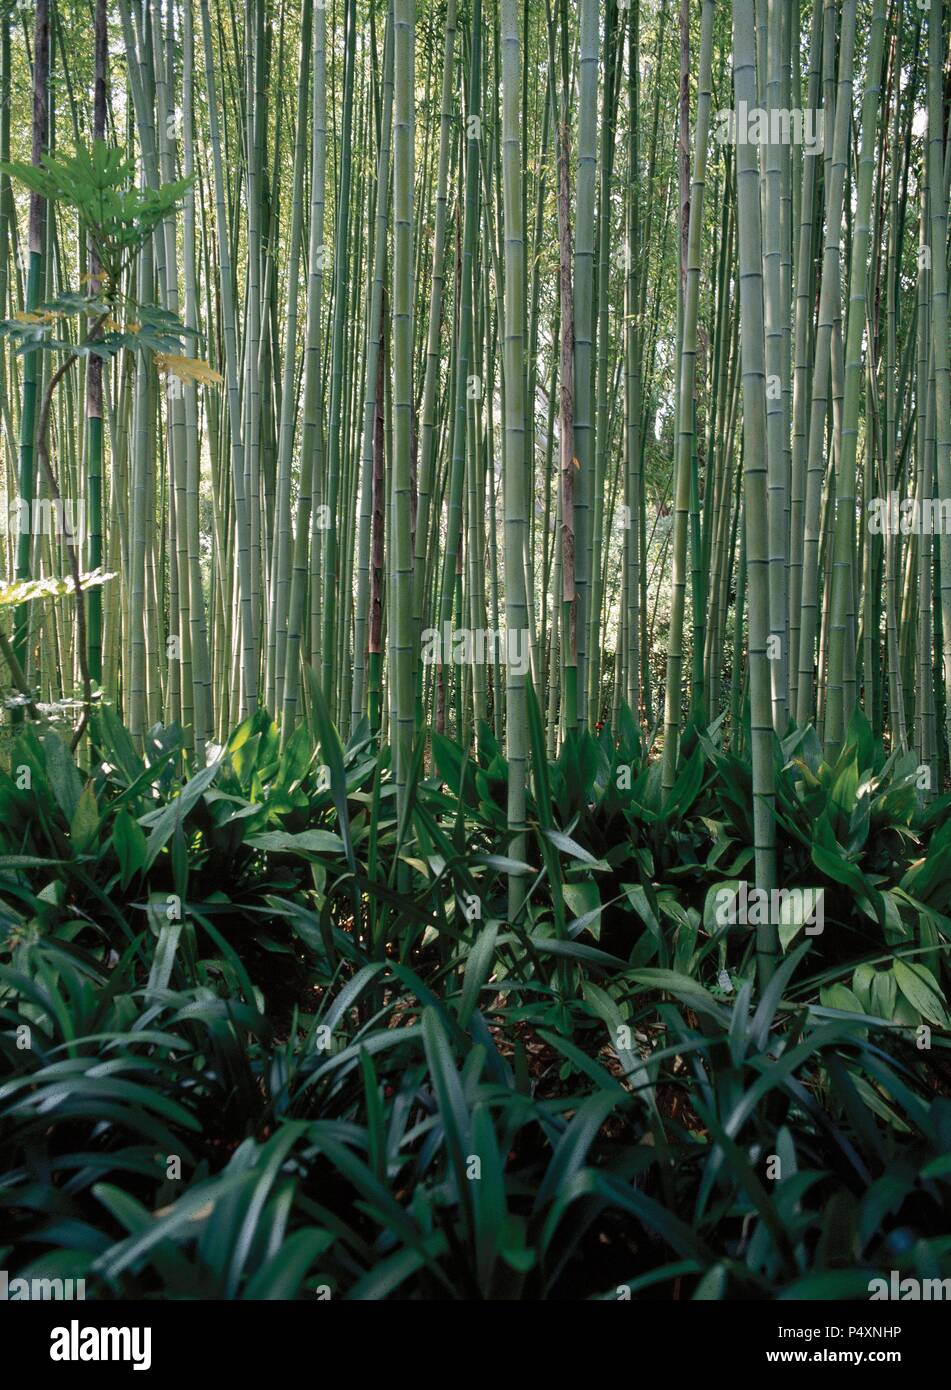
[1,0,950,824]
[5,0,951,1312]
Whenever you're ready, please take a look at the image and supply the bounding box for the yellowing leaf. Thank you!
[155,353,223,387]
[11,310,56,325]
[0,569,115,609]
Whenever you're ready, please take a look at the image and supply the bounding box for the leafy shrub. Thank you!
[1,700,949,1299]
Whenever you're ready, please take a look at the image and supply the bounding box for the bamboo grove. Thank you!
[2,0,951,918]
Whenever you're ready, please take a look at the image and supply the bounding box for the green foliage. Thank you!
[0,569,114,609]
[0,141,190,285]
[0,704,948,1299]
[0,143,199,372]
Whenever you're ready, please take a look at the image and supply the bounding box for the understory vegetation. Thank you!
[2,697,951,1298]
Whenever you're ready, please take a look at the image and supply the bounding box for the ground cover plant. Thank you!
[0,0,950,1303]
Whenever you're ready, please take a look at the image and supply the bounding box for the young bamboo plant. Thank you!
[0,142,210,747]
